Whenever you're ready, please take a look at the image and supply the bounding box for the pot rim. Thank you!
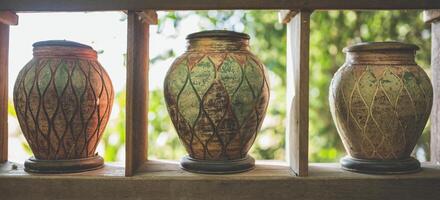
[186,30,250,40]
[33,40,93,49]
[343,41,419,53]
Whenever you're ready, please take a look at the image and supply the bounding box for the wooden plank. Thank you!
[0,11,18,25]
[1,162,440,200]
[424,10,440,23]
[286,11,310,177]
[137,10,158,25]
[0,22,9,163]
[0,0,439,11]
[135,160,294,178]
[0,161,125,177]
[278,10,298,24]
[427,11,440,164]
[125,10,153,176]
[2,161,440,180]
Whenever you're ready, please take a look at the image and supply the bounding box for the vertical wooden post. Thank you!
[0,19,9,164]
[125,10,157,176]
[424,10,440,164]
[0,11,17,163]
[281,10,311,176]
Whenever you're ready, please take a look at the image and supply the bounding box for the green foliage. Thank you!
[101,91,126,161]
[147,90,185,159]
[8,100,16,117]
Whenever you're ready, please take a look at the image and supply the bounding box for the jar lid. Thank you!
[33,40,93,49]
[343,41,419,53]
[187,30,250,40]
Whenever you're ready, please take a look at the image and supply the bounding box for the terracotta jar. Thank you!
[164,30,270,173]
[13,40,114,173]
[329,42,433,174]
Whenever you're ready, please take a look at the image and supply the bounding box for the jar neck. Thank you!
[187,38,250,52]
[33,46,97,60]
[346,50,416,65]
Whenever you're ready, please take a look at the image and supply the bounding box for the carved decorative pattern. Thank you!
[165,52,270,160]
[330,64,432,160]
[14,57,114,160]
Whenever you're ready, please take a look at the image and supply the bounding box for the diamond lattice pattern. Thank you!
[165,52,270,160]
[330,65,432,160]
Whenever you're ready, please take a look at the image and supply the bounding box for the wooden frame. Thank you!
[1,162,440,200]
[0,11,17,163]
[0,2,439,199]
[125,10,157,176]
[425,10,440,165]
[0,0,440,11]
[283,10,310,176]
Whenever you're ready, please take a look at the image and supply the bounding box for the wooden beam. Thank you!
[0,0,439,11]
[137,10,158,25]
[425,10,440,165]
[1,161,440,200]
[425,10,440,24]
[125,10,155,176]
[0,12,15,163]
[278,10,299,24]
[0,23,8,163]
[0,11,18,25]
[286,10,311,177]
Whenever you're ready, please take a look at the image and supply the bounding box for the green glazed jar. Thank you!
[164,30,270,174]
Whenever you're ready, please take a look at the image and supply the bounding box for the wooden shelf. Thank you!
[0,6,439,200]
[0,0,439,11]
[1,160,440,200]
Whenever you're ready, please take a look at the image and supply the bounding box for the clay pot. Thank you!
[13,40,114,173]
[164,30,270,174]
[329,42,433,174]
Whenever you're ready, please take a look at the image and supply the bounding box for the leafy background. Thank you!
[9,10,432,163]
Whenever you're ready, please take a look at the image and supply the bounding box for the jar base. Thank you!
[24,155,104,174]
[180,155,255,174]
[340,156,421,174]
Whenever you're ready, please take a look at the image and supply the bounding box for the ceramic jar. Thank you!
[329,42,433,174]
[164,30,270,173]
[13,40,114,173]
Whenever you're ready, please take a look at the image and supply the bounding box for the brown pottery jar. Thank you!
[164,30,270,174]
[13,40,114,173]
[329,42,433,174]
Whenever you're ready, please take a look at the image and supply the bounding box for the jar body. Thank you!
[164,31,269,165]
[13,41,114,162]
[329,42,432,173]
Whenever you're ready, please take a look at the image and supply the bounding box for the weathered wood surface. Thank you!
[0,0,439,11]
[136,160,294,178]
[0,22,9,163]
[125,11,151,176]
[424,10,440,23]
[137,10,158,24]
[1,161,440,200]
[278,10,299,24]
[0,11,18,25]
[427,11,440,164]
[286,11,310,177]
